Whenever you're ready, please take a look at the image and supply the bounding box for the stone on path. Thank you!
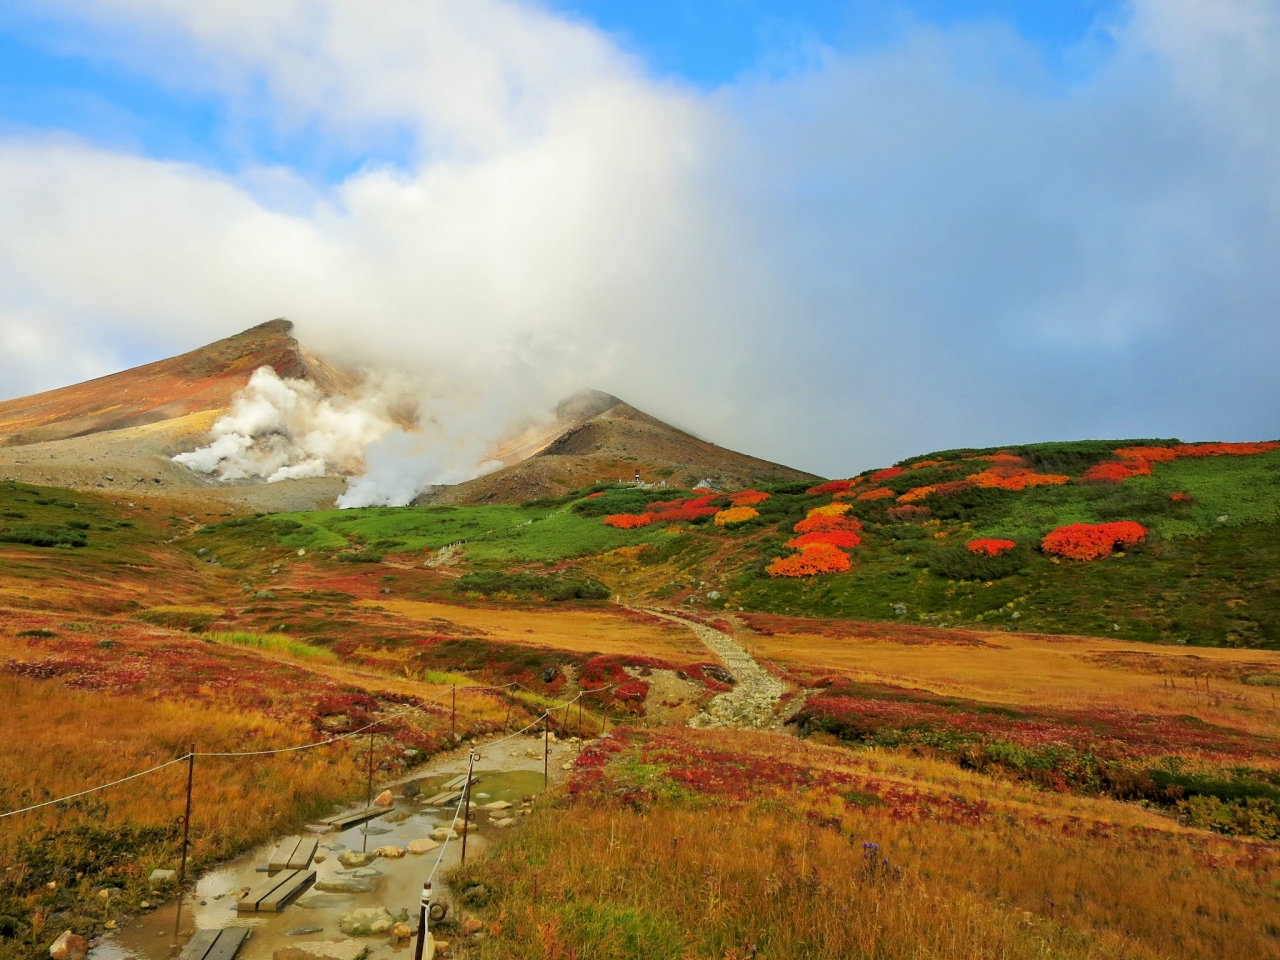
[314,879,375,895]
[285,927,324,937]
[479,800,511,811]
[390,923,412,942]
[148,869,177,885]
[429,827,457,842]
[338,907,395,937]
[407,838,440,855]
[337,850,379,868]
[273,940,370,960]
[374,790,395,807]
[49,931,87,960]
[491,818,516,829]
[372,845,404,859]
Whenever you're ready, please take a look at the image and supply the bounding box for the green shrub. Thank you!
[338,552,384,563]
[928,544,1028,581]
[0,524,87,547]
[455,571,610,601]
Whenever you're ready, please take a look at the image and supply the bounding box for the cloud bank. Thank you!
[0,0,1277,488]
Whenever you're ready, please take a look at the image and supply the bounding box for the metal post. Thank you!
[543,720,549,787]
[177,747,194,885]
[411,881,431,960]
[366,730,375,808]
[577,700,583,740]
[451,685,456,734]
[503,700,511,732]
[459,751,477,865]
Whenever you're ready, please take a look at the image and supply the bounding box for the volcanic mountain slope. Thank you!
[0,320,357,507]
[423,394,818,505]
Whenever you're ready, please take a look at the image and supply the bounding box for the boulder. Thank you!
[407,838,440,855]
[372,846,404,859]
[49,931,87,960]
[374,790,395,807]
[148,869,177,885]
[429,828,457,842]
[337,851,378,868]
[273,940,370,960]
[338,907,395,937]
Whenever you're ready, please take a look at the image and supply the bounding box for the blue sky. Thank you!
[0,0,1276,486]
[0,2,1121,182]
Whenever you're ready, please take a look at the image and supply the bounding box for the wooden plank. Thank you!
[319,808,381,829]
[430,791,462,807]
[256,869,315,912]
[202,929,250,960]
[442,775,478,791]
[420,792,454,806]
[237,870,299,911]
[268,836,302,872]
[177,929,221,960]
[287,837,318,870]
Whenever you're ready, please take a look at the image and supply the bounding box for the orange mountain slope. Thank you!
[0,319,354,447]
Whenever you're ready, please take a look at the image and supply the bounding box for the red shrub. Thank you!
[1115,446,1177,462]
[603,513,653,529]
[586,491,605,499]
[968,467,1070,490]
[788,530,862,549]
[889,505,931,520]
[869,466,905,484]
[1041,521,1147,561]
[614,679,650,702]
[1083,459,1151,483]
[807,478,861,495]
[728,489,771,507]
[1173,441,1280,458]
[966,538,1017,556]
[1170,492,1193,502]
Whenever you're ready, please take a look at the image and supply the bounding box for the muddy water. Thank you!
[90,736,576,960]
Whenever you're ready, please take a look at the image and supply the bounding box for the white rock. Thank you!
[273,940,371,960]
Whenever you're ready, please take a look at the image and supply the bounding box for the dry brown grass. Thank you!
[363,598,706,663]
[748,624,1280,739]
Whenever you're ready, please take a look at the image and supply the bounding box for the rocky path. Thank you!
[638,609,788,729]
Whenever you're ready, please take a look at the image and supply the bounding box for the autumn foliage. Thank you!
[788,530,862,549]
[713,506,759,526]
[602,513,653,529]
[1041,521,1147,561]
[728,489,771,507]
[767,542,853,577]
[794,513,863,535]
[857,487,897,501]
[806,478,861,495]
[1083,459,1152,483]
[967,467,1070,490]
[966,538,1017,556]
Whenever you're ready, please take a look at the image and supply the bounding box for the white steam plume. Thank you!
[174,366,399,483]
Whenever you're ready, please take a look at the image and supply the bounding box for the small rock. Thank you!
[407,838,440,855]
[49,931,88,960]
[338,907,395,937]
[546,731,557,744]
[349,868,383,879]
[104,922,116,930]
[139,901,151,910]
[337,851,379,868]
[273,940,370,960]
[460,919,483,937]
[374,790,395,807]
[97,887,120,899]
[313,853,326,863]
[390,923,412,942]
[381,811,412,824]
[479,801,511,811]
[372,846,404,859]
[286,927,324,937]
[148,869,177,885]
[314,879,376,894]
[561,762,574,771]
[492,818,516,829]
[429,827,457,842]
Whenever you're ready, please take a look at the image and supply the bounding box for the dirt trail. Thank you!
[637,608,788,729]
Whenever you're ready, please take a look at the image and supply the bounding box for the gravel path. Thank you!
[638,609,788,729]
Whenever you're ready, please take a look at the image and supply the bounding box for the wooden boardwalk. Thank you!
[236,869,315,912]
[267,836,318,871]
[177,928,250,960]
[315,807,382,830]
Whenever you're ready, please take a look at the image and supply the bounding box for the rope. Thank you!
[0,758,189,821]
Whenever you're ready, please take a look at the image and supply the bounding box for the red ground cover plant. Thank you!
[1083,459,1152,483]
[969,451,1027,465]
[788,530,862,549]
[897,479,973,504]
[1117,441,1279,461]
[1041,521,1147,561]
[889,505,931,520]
[967,467,1070,490]
[793,513,863,535]
[857,487,897,501]
[909,459,945,469]
[1115,446,1178,463]
[728,489,771,507]
[806,478,861,495]
[586,491,606,499]
[1170,492,1193,502]
[869,466,905,483]
[966,538,1017,556]
[767,543,852,577]
[601,493,723,528]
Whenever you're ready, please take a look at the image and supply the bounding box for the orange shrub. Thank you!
[728,490,771,507]
[858,487,896,501]
[966,538,1017,556]
[766,543,852,577]
[1175,441,1280,457]
[1116,446,1177,462]
[603,514,653,529]
[1041,521,1147,561]
[897,485,936,503]
[869,466,904,483]
[1170,492,1192,502]
[968,468,1070,490]
[788,530,862,549]
[808,502,852,518]
[794,514,863,535]
[713,506,759,526]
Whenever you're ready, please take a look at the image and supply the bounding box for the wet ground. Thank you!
[90,734,578,960]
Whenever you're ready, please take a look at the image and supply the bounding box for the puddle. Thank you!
[91,736,578,960]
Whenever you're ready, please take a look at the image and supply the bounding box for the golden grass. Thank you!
[459,727,1280,960]
[750,626,1280,739]
[361,598,706,662]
